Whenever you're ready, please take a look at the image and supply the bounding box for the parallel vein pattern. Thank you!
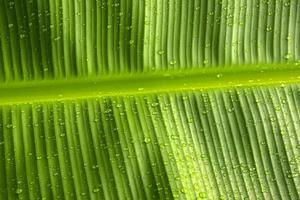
[144,0,300,69]
[0,0,145,81]
[1,0,300,200]
[1,0,300,81]
[0,85,300,199]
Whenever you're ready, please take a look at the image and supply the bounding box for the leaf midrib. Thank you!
[1,63,300,105]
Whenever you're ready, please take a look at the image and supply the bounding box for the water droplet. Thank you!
[188,117,194,123]
[19,34,26,39]
[6,124,13,129]
[181,188,187,194]
[284,53,292,60]
[92,165,99,169]
[198,192,207,199]
[129,40,134,45]
[144,137,151,144]
[266,27,272,32]
[169,60,177,65]
[171,135,179,140]
[93,188,100,193]
[151,102,159,107]
[216,73,223,78]
[157,50,165,55]
[16,188,23,194]
[54,37,61,41]
[116,104,122,108]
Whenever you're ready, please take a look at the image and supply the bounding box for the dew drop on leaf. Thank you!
[15,188,23,194]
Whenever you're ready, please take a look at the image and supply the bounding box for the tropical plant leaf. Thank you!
[0,0,300,199]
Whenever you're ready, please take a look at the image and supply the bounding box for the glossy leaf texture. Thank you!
[0,0,300,199]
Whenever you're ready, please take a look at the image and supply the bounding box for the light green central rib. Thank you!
[1,63,300,105]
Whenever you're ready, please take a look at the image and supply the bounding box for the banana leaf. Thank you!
[0,0,300,199]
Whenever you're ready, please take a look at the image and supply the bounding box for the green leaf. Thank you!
[0,0,300,199]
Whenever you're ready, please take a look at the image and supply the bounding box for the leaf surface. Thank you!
[0,0,300,199]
